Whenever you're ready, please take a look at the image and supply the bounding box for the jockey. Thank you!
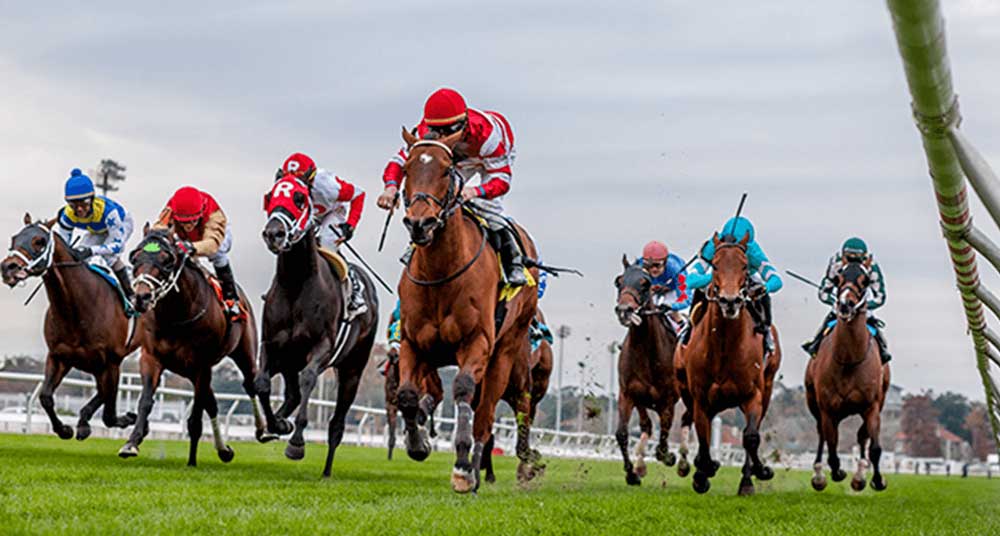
[636,240,691,316]
[279,152,368,318]
[56,168,135,302]
[802,237,890,362]
[376,87,527,286]
[686,216,783,353]
[154,186,242,320]
[381,300,402,377]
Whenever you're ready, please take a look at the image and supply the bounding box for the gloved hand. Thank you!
[176,240,196,255]
[377,186,399,210]
[73,246,93,260]
[336,223,354,242]
[748,283,767,301]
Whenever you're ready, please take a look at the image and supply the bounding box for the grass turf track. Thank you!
[0,433,997,535]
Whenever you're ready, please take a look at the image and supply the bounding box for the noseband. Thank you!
[265,178,314,251]
[836,263,871,320]
[7,224,56,277]
[705,242,751,305]
[403,140,468,226]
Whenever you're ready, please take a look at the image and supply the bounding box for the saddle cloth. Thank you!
[86,263,139,318]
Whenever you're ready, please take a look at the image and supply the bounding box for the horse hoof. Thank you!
[871,477,887,492]
[738,480,756,496]
[284,443,305,461]
[635,461,648,478]
[405,431,431,462]
[517,461,540,484]
[218,446,235,463]
[485,472,496,484]
[831,468,847,482]
[710,460,721,477]
[56,424,74,440]
[677,459,691,478]
[626,472,642,486]
[118,444,139,458]
[451,467,476,494]
[755,465,775,481]
[270,420,293,436]
[660,451,677,467]
[811,475,827,491]
[75,424,92,441]
[406,446,431,462]
[387,450,394,461]
[692,472,711,494]
[255,429,279,443]
[851,477,866,492]
[122,412,138,427]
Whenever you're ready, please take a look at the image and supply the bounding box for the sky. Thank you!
[1,1,999,400]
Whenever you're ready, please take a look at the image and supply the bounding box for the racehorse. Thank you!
[804,258,890,492]
[674,233,781,495]
[119,226,269,466]
[613,256,681,486]
[383,348,443,461]
[259,175,379,477]
[395,128,542,493]
[1,214,137,440]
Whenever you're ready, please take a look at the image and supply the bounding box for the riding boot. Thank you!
[498,228,527,287]
[752,293,775,355]
[682,290,707,345]
[215,263,242,322]
[868,317,892,364]
[343,267,368,322]
[113,266,135,305]
[802,312,836,356]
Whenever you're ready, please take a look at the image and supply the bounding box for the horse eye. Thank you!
[293,191,306,209]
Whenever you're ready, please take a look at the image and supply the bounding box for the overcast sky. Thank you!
[2,1,999,400]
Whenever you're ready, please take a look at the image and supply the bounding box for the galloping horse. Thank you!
[674,233,781,495]
[119,227,269,466]
[383,348,443,461]
[613,257,681,486]
[259,175,379,477]
[1,214,137,440]
[395,128,541,493]
[805,258,890,492]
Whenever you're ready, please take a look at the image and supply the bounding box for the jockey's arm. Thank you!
[750,243,783,293]
[192,209,227,256]
[818,255,838,306]
[335,178,366,228]
[467,141,513,200]
[685,241,715,291]
[867,260,887,310]
[54,208,75,244]
[89,208,127,257]
[378,148,407,209]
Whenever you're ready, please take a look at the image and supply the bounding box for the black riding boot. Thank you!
[802,312,836,356]
[749,293,775,355]
[681,289,707,345]
[113,265,135,305]
[868,317,892,363]
[498,228,527,287]
[215,263,242,321]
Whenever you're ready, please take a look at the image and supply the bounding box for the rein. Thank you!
[404,212,488,287]
[132,234,190,310]
[403,141,467,225]
[705,242,752,305]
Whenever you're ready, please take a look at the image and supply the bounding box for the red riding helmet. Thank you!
[282,153,317,182]
[169,187,207,223]
[423,88,467,126]
[642,240,669,262]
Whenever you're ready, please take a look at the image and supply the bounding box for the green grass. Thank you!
[0,433,996,535]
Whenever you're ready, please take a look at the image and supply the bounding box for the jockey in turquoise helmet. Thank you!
[57,168,135,302]
[802,237,890,362]
[685,216,782,354]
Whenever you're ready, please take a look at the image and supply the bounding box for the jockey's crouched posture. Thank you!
[637,240,691,329]
[57,168,135,302]
[279,152,368,319]
[377,87,527,286]
[685,217,783,353]
[802,237,891,363]
[154,186,242,320]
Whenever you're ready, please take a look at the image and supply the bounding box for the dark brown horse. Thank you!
[119,227,268,466]
[674,233,781,495]
[1,214,138,440]
[805,258,890,492]
[613,257,681,486]
[395,129,541,493]
[259,175,379,477]
[384,348,444,461]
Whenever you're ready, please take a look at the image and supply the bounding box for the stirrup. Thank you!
[225,300,242,322]
[505,263,527,287]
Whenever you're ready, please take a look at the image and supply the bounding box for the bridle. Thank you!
[7,224,57,278]
[705,241,752,307]
[402,140,468,228]
[264,177,315,251]
[130,233,189,309]
[836,261,871,321]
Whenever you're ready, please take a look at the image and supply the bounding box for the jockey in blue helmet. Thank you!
[685,216,782,353]
[56,168,135,302]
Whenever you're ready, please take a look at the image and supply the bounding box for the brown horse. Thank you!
[384,349,444,461]
[613,257,681,486]
[674,233,781,495]
[395,129,541,493]
[1,214,138,440]
[118,227,269,466]
[805,258,890,492]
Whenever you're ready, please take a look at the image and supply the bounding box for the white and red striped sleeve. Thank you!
[335,177,366,227]
[382,148,407,188]
[475,111,514,199]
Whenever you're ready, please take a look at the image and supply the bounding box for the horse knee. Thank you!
[397,385,419,412]
[38,392,55,409]
[615,429,629,448]
[298,368,317,387]
[254,374,271,395]
[743,430,760,452]
[453,372,475,402]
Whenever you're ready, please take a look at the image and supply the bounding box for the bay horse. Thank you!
[613,256,681,486]
[396,128,542,493]
[259,175,379,477]
[805,258,890,492]
[674,233,781,495]
[119,226,270,466]
[383,349,443,461]
[1,214,137,440]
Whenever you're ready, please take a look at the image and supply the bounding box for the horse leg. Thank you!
[196,379,234,464]
[119,353,162,458]
[253,346,287,436]
[423,366,444,438]
[228,344,276,443]
[615,394,640,486]
[677,405,693,477]
[865,406,887,491]
[397,342,431,462]
[851,420,870,491]
[822,413,845,482]
[482,433,496,483]
[186,380,205,467]
[75,391,103,441]
[738,393,769,496]
[634,409,652,478]
[811,417,827,491]
[285,363,323,461]
[656,403,678,467]
[386,402,397,461]
[39,357,73,439]
[450,336,492,494]
[322,369,362,478]
[691,405,717,494]
[275,368,301,421]
[98,363,136,430]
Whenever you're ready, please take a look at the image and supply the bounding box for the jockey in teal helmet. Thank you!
[57,168,135,302]
[802,237,890,362]
[685,216,782,353]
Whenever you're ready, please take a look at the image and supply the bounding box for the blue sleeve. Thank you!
[749,242,783,294]
[686,241,714,290]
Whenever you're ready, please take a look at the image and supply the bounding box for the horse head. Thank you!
[2,213,56,287]
[708,232,751,320]
[129,225,184,313]
[614,254,652,327]
[834,258,872,322]
[399,127,464,246]
[262,174,313,253]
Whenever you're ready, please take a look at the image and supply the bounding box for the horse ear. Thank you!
[622,253,630,269]
[143,222,151,236]
[712,232,721,247]
[402,126,418,148]
[740,232,750,247]
[23,212,31,225]
[441,129,463,148]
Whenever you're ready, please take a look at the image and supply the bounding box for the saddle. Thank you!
[317,247,349,282]
[190,262,248,322]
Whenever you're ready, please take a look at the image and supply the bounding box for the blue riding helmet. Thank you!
[721,216,754,242]
[64,168,95,201]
